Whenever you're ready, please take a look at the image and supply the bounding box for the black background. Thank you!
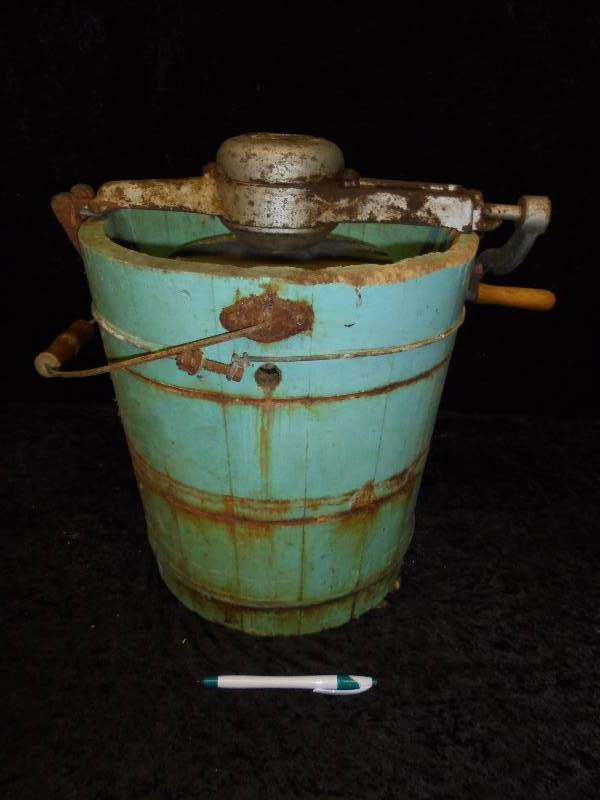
[1,1,595,415]
[2,5,600,800]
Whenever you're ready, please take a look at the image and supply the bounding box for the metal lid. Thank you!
[216,133,344,185]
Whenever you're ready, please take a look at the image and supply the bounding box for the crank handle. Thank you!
[472,283,556,311]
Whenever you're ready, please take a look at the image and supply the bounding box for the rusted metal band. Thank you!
[131,445,426,526]
[122,355,450,405]
[93,304,465,363]
[157,552,405,612]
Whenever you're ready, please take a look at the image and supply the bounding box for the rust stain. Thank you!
[308,182,457,231]
[220,289,314,343]
[259,396,273,496]
[219,405,242,597]
[50,189,91,253]
[130,444,424,528]
[256,364,282,497]
[124,355,449,406]
[70,183,94,199]
[242,521,272,539]
[351,479,376,510]
[162,554,402,613]
[222,492,235,526]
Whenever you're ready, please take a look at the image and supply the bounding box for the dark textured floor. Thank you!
[1,403,599,800]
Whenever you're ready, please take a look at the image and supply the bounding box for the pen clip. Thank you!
[313,687,369,695]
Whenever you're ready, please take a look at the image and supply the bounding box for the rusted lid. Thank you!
[216,133,344,185]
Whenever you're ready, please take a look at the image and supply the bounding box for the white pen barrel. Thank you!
[216,675,336,690]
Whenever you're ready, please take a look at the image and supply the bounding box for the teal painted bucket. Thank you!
[79,210,478,635]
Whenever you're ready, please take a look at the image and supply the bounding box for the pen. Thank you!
[202,674,376,695]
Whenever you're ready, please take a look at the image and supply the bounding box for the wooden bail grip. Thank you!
[475,283,556,311]
[34,320,95,377]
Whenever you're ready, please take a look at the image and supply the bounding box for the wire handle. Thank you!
[34,320,262,379]
[34,320,96,377]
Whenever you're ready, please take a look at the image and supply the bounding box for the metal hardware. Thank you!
[219,289,314,343]
[50,133,549,260]
[466,195,552,301]
[477,195,551,275]
[227,353,250,382]
[175,348,206,375]
[175,349,249,381]
[35,322,261,379]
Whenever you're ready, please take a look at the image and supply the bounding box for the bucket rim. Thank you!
[79,215,479,287]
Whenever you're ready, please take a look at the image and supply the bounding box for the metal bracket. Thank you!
[467,195,551,301]
[174,348,250,382]
[227,353,250,382]
[478,196,551,276]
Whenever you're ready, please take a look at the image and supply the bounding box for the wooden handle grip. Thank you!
[34,320,95,377]
[475,283,556,311]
